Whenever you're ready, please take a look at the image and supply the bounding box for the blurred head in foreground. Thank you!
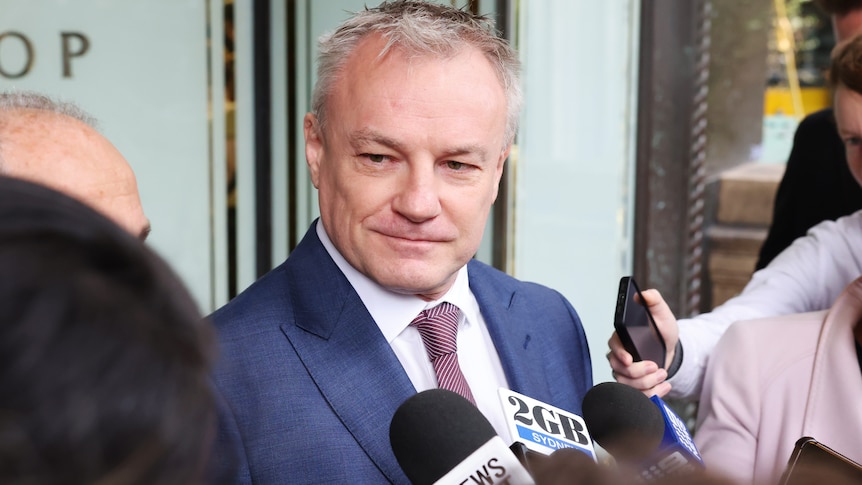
[0,176,214,484]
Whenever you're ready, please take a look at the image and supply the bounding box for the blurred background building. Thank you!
[0,0,827,386]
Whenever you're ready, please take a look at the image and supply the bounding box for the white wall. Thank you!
[514,1,640,385]
[0,0,217,312]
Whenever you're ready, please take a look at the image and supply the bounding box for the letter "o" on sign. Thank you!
[0,32,34,79]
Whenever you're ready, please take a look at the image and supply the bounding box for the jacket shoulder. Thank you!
[796,108,836,135]
[718,312,824,381]
[208,261,291,334]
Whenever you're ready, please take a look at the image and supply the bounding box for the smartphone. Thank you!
[613,276,666,368]
[779,437,862,485]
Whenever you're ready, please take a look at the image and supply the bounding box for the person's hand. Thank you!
[606,288,679,397]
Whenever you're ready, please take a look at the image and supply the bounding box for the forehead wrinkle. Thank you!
[347,128,491,161]
[439,144,489,162]
[348,128,407,152]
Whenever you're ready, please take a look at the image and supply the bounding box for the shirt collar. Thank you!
[316,220,473,343]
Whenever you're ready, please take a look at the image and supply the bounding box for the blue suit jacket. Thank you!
[210,223,592,484]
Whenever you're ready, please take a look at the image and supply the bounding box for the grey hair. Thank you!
[0,91,98,127]
[311,0,522,148]
[0,91,98,173]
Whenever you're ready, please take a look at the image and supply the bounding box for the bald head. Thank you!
[0,93,149,239]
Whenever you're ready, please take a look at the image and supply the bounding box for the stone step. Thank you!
[715,162,785,226]
[705,162,783,307]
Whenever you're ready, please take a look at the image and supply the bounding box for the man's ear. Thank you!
[491,144,512,201]
[304,113,323,189]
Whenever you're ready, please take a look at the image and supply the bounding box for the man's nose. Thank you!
[391,166,442,223]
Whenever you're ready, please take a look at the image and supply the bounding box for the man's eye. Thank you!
[365,154,386,163]
[447,161,465,170]
[848,137,862,147]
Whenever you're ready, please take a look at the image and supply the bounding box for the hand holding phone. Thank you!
[613,276,666,368]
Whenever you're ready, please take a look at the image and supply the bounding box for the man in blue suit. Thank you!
[211,1,592,482]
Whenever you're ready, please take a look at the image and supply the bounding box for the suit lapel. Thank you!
[468,261,553,402]
[803,279,862,461]
[280,227,415,483]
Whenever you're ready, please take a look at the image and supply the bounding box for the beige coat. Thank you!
[694,277,862,484]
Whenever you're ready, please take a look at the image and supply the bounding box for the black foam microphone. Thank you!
[581,382,704,483]
[390,389,534,485]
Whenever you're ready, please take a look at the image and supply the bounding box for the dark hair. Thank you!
[814,0,862,16]
[829,32,862,92]
[0,176,215,484]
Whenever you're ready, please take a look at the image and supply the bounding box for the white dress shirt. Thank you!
[316,222,512,442]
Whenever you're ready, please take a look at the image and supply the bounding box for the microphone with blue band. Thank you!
[581,382,704,483]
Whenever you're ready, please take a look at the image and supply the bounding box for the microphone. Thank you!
[499,389,612,484]
[498,389,597,461]
[389,389,535,485]
[581,382,704,483]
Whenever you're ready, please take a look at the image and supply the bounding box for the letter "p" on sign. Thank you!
[62,32,89,78]
[0,31,90,79]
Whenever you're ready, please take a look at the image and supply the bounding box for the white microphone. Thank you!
[497,388,597,461]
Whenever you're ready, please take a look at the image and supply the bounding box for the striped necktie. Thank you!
[410,302,476,406]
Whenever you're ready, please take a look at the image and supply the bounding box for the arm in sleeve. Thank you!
[207,383,253,484]
[668,213,862,398]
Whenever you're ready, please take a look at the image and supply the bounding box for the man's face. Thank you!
[835,85,862,186]
[0,110,150,239]
[305,35,510,301]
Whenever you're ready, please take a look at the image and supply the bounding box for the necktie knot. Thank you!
[409,302,461,360]
[410,302,476,405]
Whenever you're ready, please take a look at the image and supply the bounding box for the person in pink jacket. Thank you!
[694,275,862,483]
[694,36,862,481]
